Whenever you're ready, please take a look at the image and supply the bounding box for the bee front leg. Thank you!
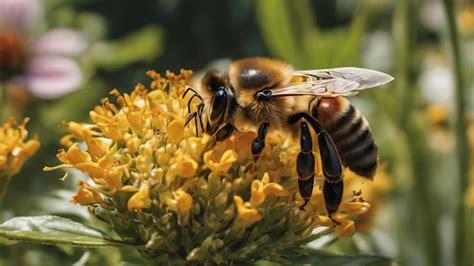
[251,122,269,162]
[297,122,315,210]
[215,124,235,141]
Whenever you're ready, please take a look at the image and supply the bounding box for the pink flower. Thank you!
[0,0,87,99]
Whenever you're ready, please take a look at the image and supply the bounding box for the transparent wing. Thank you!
[270,67,394,97]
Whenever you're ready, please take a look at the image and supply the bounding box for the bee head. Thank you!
[201,70,229,92]
[229,57,293,109]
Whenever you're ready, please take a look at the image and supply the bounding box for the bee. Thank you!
[183,57,393,223]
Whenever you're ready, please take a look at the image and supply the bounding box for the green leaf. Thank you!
[0,215,137,248]
[0,235,17,245]
[89,25,164,70]
[290,248,395,266]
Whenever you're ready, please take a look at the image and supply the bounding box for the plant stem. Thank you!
[394,0,441,265]
[0,175,12,213]
[442,0,470,265]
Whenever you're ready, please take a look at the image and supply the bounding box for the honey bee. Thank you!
[183,57,393,223]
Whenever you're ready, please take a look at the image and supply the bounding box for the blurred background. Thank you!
[0,0,472,265]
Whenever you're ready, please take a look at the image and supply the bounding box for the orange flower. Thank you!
[234,196,263,227]
[127,183,151,211]
[204,150,238,174]
[250,172,289,207]
[71,181,103,205]
[0,118,40,177]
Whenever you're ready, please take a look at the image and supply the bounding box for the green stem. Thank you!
[394,0,441,265]
[442,0,470,265]
[0,175,12,212]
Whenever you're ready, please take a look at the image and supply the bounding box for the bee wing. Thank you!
[271,67,394,97]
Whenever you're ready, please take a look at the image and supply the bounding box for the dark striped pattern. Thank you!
[320,104,378,178]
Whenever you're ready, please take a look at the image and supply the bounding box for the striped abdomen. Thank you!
[311,96,378,178]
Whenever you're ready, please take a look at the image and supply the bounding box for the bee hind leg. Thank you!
[289,113,343,222]
[296,122,315,211]
[324,180,343,225]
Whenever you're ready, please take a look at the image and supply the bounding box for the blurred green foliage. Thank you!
[257,0,366,68]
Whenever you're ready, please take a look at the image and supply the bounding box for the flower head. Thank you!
[46,69,373,264]
[0,118,40,177]
[0,0,87,100]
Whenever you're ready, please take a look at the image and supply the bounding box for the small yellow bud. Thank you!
[339,201,371,215]
[167,119,185,143]
[334,218,355,237]
[173,155,198,178]
[66,144,91,165]
[128,183,151,210]
[174,189,193,215]
[234,196,263,227]
[204,150,238,174]
[250,180,265,207]
[71,181,103,205]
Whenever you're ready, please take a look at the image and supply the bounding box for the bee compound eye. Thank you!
[256,89,272,100]
[210,88,228,121]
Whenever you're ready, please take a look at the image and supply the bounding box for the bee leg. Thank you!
[197,103,205,134]
[316,122,343,225]
[251,122,269,162]
[186,94,204,113]
[183,87,205,136]
[323,180,343,225]
[297,122,315,210]
[215,124,235,141]
[183,87,203,113]
[289,113,343,222]
[182,87,203,100]
[184,112,199,137]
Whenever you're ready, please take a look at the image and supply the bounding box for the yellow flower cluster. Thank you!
[344,168,393,232]
[45,69,373,264]
[0,118,40,177]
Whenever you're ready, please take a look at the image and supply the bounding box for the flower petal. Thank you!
[32,29,88,56]
[127,183,151,211]
[167,119,185,143]
[24,56,82,99]
[71,181,103,205]
[334,218,355,237]
[0,0,40,33]
[174,155,198,178]
[234,196,262,227]
[174,190,193,215]
[250,180,265,207]
[204,150,238,174]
